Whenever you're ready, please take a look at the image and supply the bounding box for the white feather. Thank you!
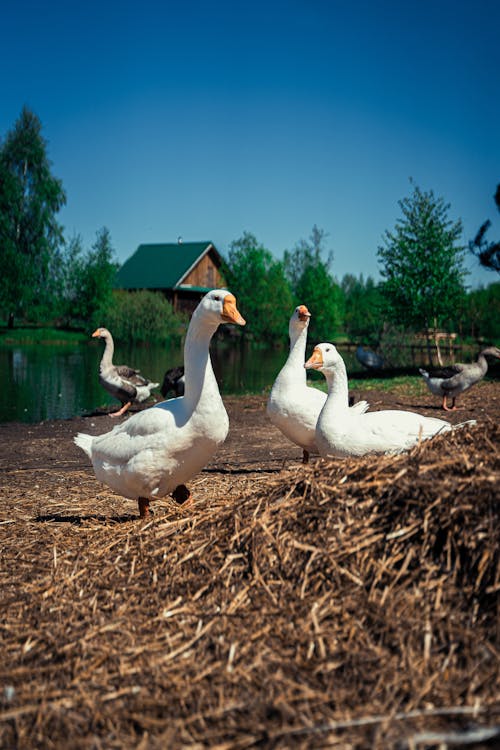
[306,343,475,458]
[267,306,369,457]
[74,290,245,504]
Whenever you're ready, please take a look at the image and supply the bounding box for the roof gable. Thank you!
[114,242,221,290]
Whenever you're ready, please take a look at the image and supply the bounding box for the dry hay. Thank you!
[1,420,500,749]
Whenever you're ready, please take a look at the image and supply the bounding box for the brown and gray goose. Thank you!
[92,327,159,417]
[419,346,500,410]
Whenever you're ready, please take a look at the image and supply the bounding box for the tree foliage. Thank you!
[60,228,118,326]
[458,281,500,341]
[377,183,467,332]
[0,107,66,320]
[340,274,383,345]
[469,184,500,273]
[222,232,293,342]
[99,290,188,344]
[284,225,344,342]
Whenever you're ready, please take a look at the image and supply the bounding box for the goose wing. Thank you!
[91,400,183,463]
[355,410,450,452]
[115,364,142,379]
[428,364,464,380]
[115,364,155,390]
[100,365,138,399]
[440,361,482,392]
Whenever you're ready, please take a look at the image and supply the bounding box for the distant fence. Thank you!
[336,341,480,372]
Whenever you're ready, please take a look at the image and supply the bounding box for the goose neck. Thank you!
[290,324,308,362]
[183,319,220,406]
[280,324,308,381]
[477,352,489,374]
[324,362,350,412]
[100,334,114,369]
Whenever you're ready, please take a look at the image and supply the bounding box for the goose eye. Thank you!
[213,294,221,302]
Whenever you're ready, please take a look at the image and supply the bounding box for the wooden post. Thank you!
[434,334,443,366]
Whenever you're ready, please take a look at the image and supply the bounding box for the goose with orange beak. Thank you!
[75,290,246,517]
[419,346,500,410]
[92,327,159,417]
[267,306,368,463]
[305,343,474,458]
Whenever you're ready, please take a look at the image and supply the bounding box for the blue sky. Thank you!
[1,0,499,288]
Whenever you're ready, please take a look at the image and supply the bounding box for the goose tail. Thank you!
[452,419,477,431]
[74,432,93,458]
[351,399,370,414]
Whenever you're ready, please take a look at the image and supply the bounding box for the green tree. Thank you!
[83,228,119,326]
[222,232,293,343]
[377,183,467,358]
[460,282,500,341]
[59,233,85,321]
[0,107,66,322]
[341,273,384,345]
[284,225,343,342]
[61,228,118,326]
[469,184,500,273]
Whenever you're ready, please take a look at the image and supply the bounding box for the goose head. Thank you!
[290,304,311,336]
[92,327,112,341]
[481,346,500,360]
[304,343,343,374]
[194,289,246,328]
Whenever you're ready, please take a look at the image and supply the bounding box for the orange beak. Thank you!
[91,329,101,338]
[297,305,311,322]
[222,294,246,326]
[304,346,323,370]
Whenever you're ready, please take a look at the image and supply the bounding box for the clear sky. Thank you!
[1,0,499,288]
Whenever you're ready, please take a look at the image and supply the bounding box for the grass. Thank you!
[310,374,428,397]
[0,327,87,345]
[350,375,428,395]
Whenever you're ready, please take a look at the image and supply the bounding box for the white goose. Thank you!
[92,327,159,417]
[305,343,473,458]
[267,306,368,462]
[75,290,245,517]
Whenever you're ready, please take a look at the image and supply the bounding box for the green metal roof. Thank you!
[114,242,219,290]
[174,284,214,293]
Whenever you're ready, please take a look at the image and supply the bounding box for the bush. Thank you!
[95,291,188,344]
[459,282,500,341]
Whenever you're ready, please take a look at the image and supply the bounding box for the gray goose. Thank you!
[92,327,159,417]
[419,346,500,410]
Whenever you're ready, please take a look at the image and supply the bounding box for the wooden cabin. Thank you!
[114,241,225,314]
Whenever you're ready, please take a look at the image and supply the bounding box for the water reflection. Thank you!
[0,339,362,424]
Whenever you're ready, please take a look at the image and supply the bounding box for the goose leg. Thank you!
[110,401,132,417]
[443,395,457,411]
[302,449,310,464]
[172,484,192,506]
[138,497,151,518]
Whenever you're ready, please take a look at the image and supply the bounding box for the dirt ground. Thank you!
[0,382,498,510]
[0,381,499,749]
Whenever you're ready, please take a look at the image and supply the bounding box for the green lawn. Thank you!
[310,374,428,396]
[0,327,87,345]
[349,375,428,395]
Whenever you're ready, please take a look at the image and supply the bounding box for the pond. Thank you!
[0,338,363,424]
